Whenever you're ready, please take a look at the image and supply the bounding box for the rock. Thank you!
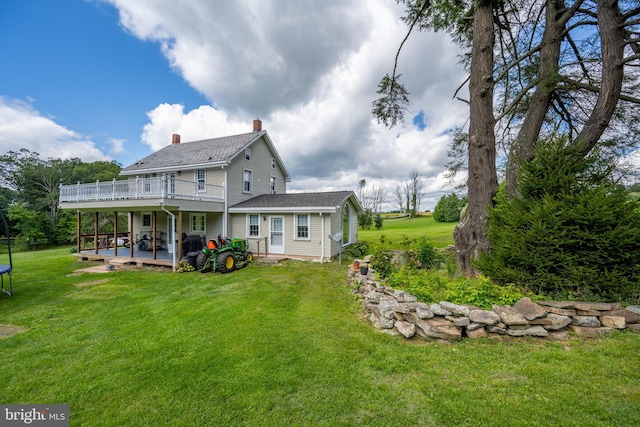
[537,301,576,309]
[395,320,416,338]
[626,305,640,315]
[467,327,487,339]
[571,316,601,327]
[506,325,549,337]
[379,299,399,319]
[380,316,396,329]
[547,330,570,341]
[469,309,501,325]
[366,292,384,304]
[575,309,601,316]
[395,302,414,314]
[544,306,577,317]
[440,301,470,317]
[486,325,507,335]
[394,312,406,321]
[415,318,462,341]
[430,304,452,316]
[544,314,572,331]
[573,302,619,312]
[452,317,470,327]
[492,305,529,326]
[529,317,552,325]
[393,290,417,302]
[467,322,485,331]
[603,309,640,324]
[415,306,434,319]
[600,315,626,329]
[379,328,400,336]
[370,312,382,329]
[513,297,547,320]
[569,325,615,337]
[402,312,420,324]
[366,303,380,317]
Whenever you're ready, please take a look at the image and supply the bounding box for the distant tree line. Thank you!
[0,149,122,248]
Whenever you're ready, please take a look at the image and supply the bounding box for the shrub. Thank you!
[433,193,467,222]
[415,238,438,269]
[371,249,394,279]
[344,241,369,258]
[478,139,640,302]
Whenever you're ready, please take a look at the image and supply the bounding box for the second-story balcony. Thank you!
[59,175,224,204]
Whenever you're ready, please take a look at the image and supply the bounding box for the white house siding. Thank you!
[226,136,288,207]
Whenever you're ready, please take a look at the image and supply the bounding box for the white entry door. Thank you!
[269,217,284,254]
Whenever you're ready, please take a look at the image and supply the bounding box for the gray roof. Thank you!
[229,191,361,212]
[121,131,265,173]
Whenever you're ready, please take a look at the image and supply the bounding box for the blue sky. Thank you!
[0,0,469,210]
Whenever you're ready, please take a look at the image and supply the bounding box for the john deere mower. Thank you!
[195,235,253,273]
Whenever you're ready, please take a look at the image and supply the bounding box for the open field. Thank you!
[358,214,456,249]
[0,248,639,426]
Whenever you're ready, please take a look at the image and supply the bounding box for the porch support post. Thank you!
[94,212,99,254]
[76,211,81,254]
[177,210,183,259]
[113,211,118,257]
[152,210,157,260]
[129,211,134,257]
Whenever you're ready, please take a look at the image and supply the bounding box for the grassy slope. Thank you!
[0,249,638,426]
[358,214,456,249]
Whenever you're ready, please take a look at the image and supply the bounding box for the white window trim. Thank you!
[270,175,277,194]
[247,213,260,237]
[141,212,152,230]
[190,213,206,234]
[195,169,206,192]
[342,204,350,245]
[243,168,253,194]
[271,158,276,169]
[294,213,311,241]
[245,148,252,161]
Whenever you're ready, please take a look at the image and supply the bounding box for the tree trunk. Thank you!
[454,0,498,275]
[505,0,566,195]
[572,0,624,156]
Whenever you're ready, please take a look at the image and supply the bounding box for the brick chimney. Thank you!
[172,134,181,144]
[253,119,262,132]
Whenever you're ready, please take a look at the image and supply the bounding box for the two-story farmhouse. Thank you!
[59,120,362,269]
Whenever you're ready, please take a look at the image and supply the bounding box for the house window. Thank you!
[243,169,253,193]
[248,214,260,237]
[270,176,277,194]
[271,158,276,169]
[295,214,310,239]
[342,204,350,245]
[141,212,152,229]
[196,169,206,191]
[190,213,206,233]
[245,149,252,161]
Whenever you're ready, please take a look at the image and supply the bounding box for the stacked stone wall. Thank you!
[349,268,640,341]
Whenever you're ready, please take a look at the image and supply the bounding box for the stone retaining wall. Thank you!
[349,268,640,341]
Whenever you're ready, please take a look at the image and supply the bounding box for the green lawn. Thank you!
[358,214,456,249]
[1,249,639,426]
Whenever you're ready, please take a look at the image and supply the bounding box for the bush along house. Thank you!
[59,120,362,269]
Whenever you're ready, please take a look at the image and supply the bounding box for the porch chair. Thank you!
[0,211,12,296]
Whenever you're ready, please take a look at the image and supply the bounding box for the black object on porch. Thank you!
[0,211,13,296]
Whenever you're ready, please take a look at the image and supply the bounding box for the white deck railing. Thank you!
[59,176,224,203]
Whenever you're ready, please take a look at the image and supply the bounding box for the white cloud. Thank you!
[111,0,470,210]
[0,97,109,162]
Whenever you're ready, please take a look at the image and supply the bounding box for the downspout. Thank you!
[223,166,228,236]
[160,205,177,271]
[319,212,324,263]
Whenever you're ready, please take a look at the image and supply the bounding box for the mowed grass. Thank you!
[359,214,456,249]
[0,249,639,426]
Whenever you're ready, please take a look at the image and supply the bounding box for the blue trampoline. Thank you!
[1,211,12,296]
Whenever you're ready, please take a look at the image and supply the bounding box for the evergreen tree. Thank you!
[479,139,640,302]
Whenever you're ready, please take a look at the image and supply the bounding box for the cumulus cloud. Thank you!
[0,97,109,162]
[110,0,470,210]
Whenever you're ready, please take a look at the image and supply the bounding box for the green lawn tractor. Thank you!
[195,235,253,273]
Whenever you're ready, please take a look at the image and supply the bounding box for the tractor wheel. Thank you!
[217,252,236,273]
[195,252,210,272]
[244,251,253,263]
